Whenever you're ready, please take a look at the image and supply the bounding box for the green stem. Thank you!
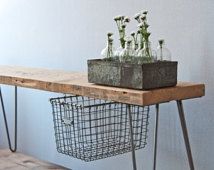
[120,38,125,48]
[146,42,151,58]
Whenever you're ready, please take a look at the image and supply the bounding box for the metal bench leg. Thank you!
[177,100,194,170]
[153,104,159,170]
[128,105,137,170]
[0,86,17,152]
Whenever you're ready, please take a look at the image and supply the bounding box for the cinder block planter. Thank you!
[88,59,177,90]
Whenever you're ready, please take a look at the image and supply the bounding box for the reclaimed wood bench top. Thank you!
[0,65,205,106]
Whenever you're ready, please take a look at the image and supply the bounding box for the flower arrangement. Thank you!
[114,15,130,48]
[88,11,176,90]
[101,10,171,64]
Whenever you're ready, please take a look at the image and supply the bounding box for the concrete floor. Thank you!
[0,149,67,170]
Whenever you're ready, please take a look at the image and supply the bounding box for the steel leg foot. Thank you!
[0,86,17,152]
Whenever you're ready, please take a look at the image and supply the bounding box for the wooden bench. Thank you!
[0,65,205,170]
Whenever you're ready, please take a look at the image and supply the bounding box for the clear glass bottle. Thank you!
[101,38,114,60]
[156,39,171,61]
[119,40,136,63]
[137,41,157,64]
[114,44,123,60]
[135,35,143,57]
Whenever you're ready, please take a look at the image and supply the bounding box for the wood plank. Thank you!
[0,65,205,106]
[0,149,67,169]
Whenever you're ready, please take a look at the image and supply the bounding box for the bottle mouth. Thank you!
[158,39,164,46]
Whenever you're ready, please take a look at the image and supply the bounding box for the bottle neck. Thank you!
[107,41,113,58]
[144,41,151,49]
[143,41,152,58]
[125,42,132,50]
[159,43,164,49]
[158,42,164,60]
[158,40,165,49]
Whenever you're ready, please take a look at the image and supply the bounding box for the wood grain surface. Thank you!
[0,65,205,106]
[0,149,67,169]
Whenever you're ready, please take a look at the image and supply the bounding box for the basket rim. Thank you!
[50,95,117,108]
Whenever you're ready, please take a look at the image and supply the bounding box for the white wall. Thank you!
[0,0,213,169]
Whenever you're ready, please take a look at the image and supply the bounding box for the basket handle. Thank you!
[62,118,73,126]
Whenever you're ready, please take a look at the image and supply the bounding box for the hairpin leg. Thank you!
[153,104,159,170]
[0,86,17,152]
[177,100,194,170]
[128,105,137,170]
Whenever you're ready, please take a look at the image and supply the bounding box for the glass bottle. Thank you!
[156,39,171,61]
[101,38,114,60]
[119,40,136,63]
[114,44,123,60]
[135,34,143,58]
[137,41,157,64]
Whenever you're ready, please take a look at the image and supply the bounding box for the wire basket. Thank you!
[50,95,150,162]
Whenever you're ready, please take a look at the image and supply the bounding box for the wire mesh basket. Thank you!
[50,95,150,162]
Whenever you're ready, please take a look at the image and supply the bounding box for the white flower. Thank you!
[130,31,135,36]
[121,15,125,20]
[124,36,132,42]
[134,13,141,20]
[142,11,148,15]
[107,32,113,37]
[124,17,130,23]
[121,24,126,28]
[141,16,146,21]
[138,23,144,28]
[114,15,122,21]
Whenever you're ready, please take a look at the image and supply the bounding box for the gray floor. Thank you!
[0,149,67,170]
